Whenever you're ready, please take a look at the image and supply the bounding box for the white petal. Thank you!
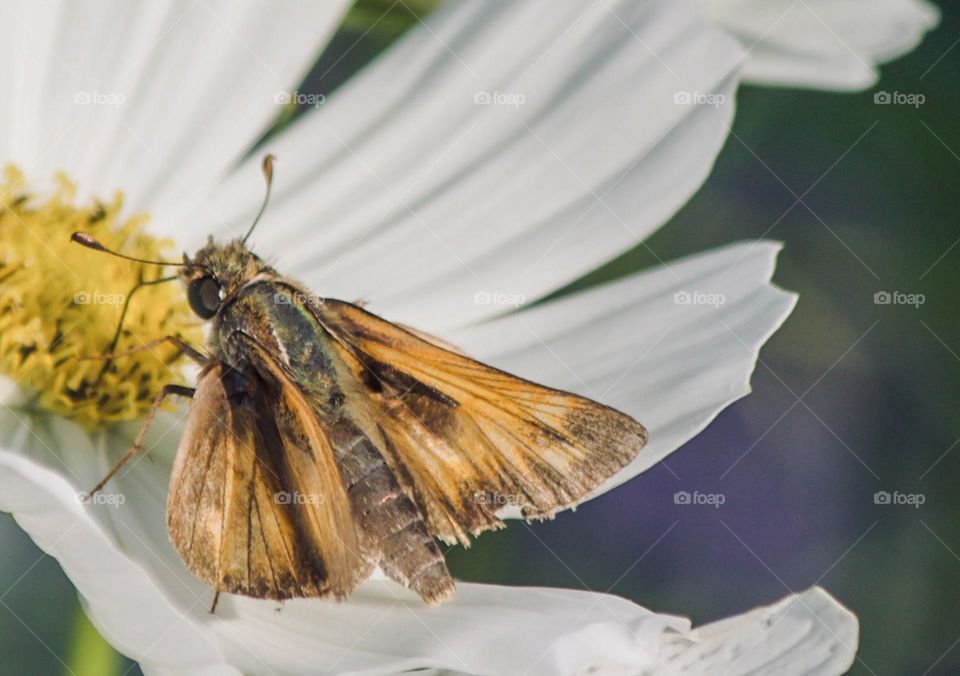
[199,0,745,331]
[210,584,688,676]
[660,588,859,675]
[0,0,350,229]
[0,430,856,675]
[0,444,227,672]
[711,0,940,90]
[0,1,59,169]
[453,241,795,497]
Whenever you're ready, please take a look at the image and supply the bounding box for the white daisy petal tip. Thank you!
[662,586,859,676]
[712,0,940,91]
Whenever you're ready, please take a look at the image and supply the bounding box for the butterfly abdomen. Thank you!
[328,417,454,604]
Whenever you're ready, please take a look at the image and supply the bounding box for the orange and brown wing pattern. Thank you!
[166,360,365,600]
[312,299,648,546]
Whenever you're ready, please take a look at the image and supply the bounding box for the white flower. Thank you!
[0,1,935,674]
[710,0,939,90]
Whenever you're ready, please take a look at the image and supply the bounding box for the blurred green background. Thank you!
[1,1,957,674]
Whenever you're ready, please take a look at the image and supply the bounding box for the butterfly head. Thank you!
[180,237,269,320]
[180,155,278,320]
[69,154,278,324]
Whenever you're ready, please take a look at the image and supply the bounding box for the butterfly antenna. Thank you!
[70,233,184,267]
[70,233,183,383]
[241,154,275,245]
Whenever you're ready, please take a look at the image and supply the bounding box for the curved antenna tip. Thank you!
[71,232,106,250]
[242,154,277,244]
[70,232,182,266]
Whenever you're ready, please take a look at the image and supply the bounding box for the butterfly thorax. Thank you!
[215,280,346,413]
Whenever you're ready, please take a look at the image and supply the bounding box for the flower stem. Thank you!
[65,604,122,676]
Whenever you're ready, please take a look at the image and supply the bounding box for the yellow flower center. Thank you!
[0,166,201,428]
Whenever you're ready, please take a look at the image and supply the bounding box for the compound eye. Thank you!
[187,276,222,319]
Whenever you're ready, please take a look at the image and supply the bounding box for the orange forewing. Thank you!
[311,299,648,546]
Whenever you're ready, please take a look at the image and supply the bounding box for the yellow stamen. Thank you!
[0,166,201,428]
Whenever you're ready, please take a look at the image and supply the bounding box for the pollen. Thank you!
[0,166,201,428]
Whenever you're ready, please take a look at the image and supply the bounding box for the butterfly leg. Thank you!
[92,276,177,378]
[83,334,208,367]
[209,591,220,614]
[86,384,196,497]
